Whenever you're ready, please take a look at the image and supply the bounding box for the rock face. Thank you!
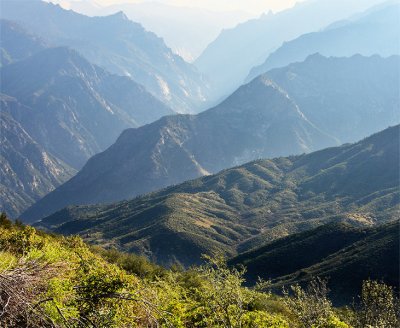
[1,46,172,170]
[35,125,399,267]
[0,98,76,218]
[0,19,46,66]
[0,45,172,217]
[261,54,400,143]
[0,0,210,113]
[21,75,339,222]
[247,2,400,81]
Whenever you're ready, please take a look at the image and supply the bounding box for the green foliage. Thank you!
[352,279,400,328]
[188,254,275,327]
[0,219,395,327]
[93,247,166,279]
[0,221,289,327]
[74,258,127,327]
[283,278,350,328]
[0,212,12,228]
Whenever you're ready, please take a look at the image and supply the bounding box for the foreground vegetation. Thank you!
[0,214,398,327]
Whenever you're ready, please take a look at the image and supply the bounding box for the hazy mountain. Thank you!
[22,76,336,222]
[0,0,210,113]
[1,46,172,169]
[34,126,399,266]
[248,2,400,80]
[195,0,386,104]
[70,1,251,62]
[0,98,76,218]
[261,54,400,143]
[230,221,399,304]
[0,19,47,67]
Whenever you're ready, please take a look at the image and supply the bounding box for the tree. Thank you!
[0,212,11,229]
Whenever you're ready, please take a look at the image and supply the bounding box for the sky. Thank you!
[49,0,307,15]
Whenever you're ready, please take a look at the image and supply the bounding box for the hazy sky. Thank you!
[50,0,307,15]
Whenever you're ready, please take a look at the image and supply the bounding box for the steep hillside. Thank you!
[230,222,372,280]
[24,77,336,221]
[195,0,384,103]
[1,47,172,169]
[34,126,399,266]
[262,54,400,143]
[0,0,209,113]
[0,19,46,66]
[0,105,75,218]
[248,2,400,80]
[230,221,399,304]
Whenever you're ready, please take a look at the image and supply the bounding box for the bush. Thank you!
[283,278,335,328]
[353,279,399,328]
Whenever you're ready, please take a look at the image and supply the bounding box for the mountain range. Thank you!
[22,74,336,222]
[0,102,76,218]
[1,46,172,170]
[195,0,387,104]
[70,1,251,62]
[0,46,172,217]
[0,0,209,113]
[260,54,400,143]
[21,54,400,222]
[34,125,400,267]
[1,0,398,313]
[247,2,400,81]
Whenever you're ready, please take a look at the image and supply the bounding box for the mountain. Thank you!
[0,46,172,170]
[0,100,76,218]
[0,0,209,113]
[247,2,400,80]
[195,0,386,104]
[23,76,336,222]
[34,125,400,266]
[0,19,46,67]
[75,1,251,62]
[230,221,399,304]
[259,54,400,143]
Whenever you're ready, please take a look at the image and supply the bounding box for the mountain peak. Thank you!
[113,11,129,20]
[304,52,326,61]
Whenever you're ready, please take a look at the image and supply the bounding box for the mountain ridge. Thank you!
[230,220,399,304]
[0,0,210,113]
[34,125,400,266]
[0,103,76,218]
[22,75,336,221]
[1,46,173,170]
[247,2,400,80]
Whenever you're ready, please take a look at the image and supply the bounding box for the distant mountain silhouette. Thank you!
[247,2,400,80]
[0,0,210,113]
[195,0,385,104]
